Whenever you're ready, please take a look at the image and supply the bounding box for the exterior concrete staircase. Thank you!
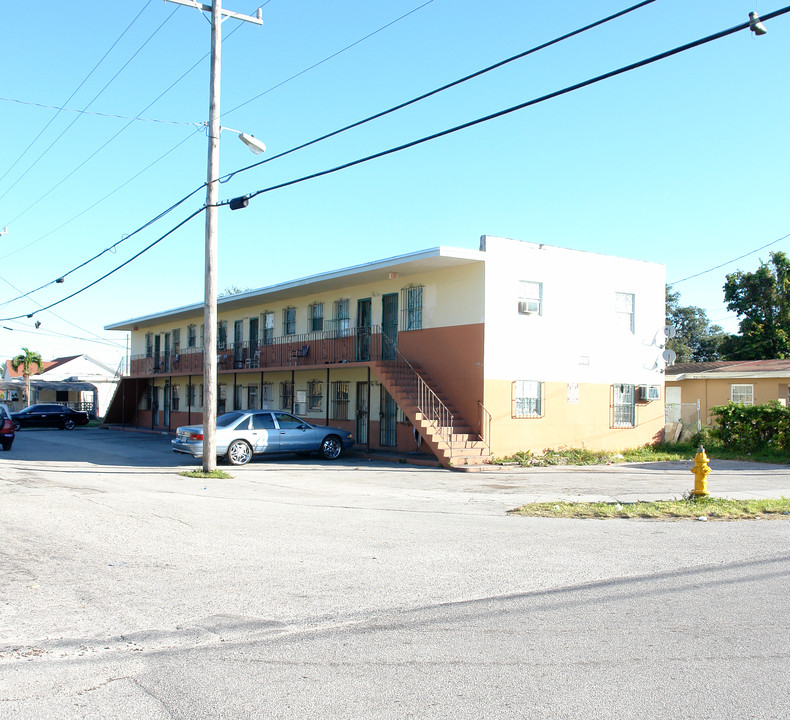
[372,344,492,469]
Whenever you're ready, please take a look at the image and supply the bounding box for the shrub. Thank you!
[709,401,790,453]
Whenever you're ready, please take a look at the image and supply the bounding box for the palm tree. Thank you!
[10,347,43,408]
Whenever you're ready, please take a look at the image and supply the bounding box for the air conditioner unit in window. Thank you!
[518,301,538,315]
[638,385,661,402]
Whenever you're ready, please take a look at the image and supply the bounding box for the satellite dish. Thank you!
[662,349,677,366]
[663,325,676,339]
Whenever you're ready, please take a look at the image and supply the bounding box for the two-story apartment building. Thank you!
[104,235,667,466]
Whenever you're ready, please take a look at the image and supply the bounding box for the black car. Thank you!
[11,404,90,431]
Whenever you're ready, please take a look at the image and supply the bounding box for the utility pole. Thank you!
[165,0,262,471]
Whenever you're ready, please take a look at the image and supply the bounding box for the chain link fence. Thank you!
[665,401,701,443]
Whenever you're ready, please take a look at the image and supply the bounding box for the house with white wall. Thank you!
[104,236,666,466]
[1,354,120,417]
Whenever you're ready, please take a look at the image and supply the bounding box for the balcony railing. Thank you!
[129,326,384,376]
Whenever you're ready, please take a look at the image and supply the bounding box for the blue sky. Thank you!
[1,0,788,368]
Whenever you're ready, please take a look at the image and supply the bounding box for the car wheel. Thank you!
[12,421,20,431]
[63,419,76,430]
[226,440,252,466]
[320,435,343,460]
[1,440,12,451]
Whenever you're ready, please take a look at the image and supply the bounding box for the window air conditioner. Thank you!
[638,385,661,401]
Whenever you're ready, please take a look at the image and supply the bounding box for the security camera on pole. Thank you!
[165,0,263,471]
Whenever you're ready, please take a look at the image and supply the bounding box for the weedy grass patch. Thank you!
[179,469,232,479]
[509,495,790,520]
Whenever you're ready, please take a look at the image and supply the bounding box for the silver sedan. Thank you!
[172,410,354,465]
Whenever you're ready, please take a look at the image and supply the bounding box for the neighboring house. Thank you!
[665,359,790,434]
[104,236,667,466]
[0,354,120,418]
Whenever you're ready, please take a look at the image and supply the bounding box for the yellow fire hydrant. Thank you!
[690,445,711,497]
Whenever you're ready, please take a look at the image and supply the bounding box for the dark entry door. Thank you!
[154,334,161,373]
[356,381,368,446]
[380,387,397,447]
[381,293,398,360]
[356,298,371,361]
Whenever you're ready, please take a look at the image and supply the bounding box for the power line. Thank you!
[231,8,790,207]
[0,2,179,210]
[0,128,204,267]
[223,0,437,117]
[220,0,658,184]
[0,96,202,127]
[0,207,205,321]
[0,178,205,304]
[670,231,790,285]
[5,6,788,321]
[0,1,154,190]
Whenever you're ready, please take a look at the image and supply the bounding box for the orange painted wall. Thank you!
[398,324,485,433]
[484,379,665,455]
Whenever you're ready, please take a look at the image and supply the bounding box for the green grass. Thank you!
[509,496,790,520]
[179,469,232,479]
[492,441,790,467]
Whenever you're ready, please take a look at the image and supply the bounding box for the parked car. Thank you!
[0,403,15,450]
[11,404,90,431]
[172,410,354,465]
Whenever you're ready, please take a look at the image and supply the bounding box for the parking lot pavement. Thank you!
[2,428,790,719]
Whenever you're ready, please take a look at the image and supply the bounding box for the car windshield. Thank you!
[217,412,246,428]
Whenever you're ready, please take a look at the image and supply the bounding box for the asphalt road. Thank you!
[2,428,789,719]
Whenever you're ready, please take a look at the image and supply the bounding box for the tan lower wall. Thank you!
[484,379,665,455]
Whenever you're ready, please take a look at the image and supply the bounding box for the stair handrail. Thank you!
[478,400,492,453]
[380,334,454,450]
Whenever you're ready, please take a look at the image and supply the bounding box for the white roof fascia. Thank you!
[105,245,484,331]
[669,371,790,381]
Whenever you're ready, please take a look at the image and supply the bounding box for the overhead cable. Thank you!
[0,1,154,190]
[229,7,790,206]
[219,0,658,183]
[0,2,178,209]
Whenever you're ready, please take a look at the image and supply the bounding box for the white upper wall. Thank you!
[481,236,666,384]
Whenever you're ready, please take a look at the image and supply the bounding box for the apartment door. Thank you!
[153,334,161,373]
[356,381,369,446]
[381,293,398,360]
[380,387,397,447]
[234,320,244,367]
[163,380,171,428]
[356,298,371,361]
[249,317,259,362]
[164,332,171,372]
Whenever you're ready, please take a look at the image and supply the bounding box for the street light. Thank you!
[166,0,263,472]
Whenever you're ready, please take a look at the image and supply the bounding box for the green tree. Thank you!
[666,287,726,362]
[10,347,43,408]
[723,251,790,359]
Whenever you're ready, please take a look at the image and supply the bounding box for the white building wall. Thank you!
[481,236,666,385]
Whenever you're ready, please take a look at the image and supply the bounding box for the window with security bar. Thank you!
[217,320,228,348]
[187,324,197,348]
[280,381,294,412]
[172,328,181,354]
[730,384,754,405]
[248,385,258,410]
[401,285,424,330]
[615,292,635,333]
[144,385,152,410]
[187,383,196,408]
[611,384,636,427]
[518,281,542,315]
[331,381,349,420]
[308,381,323,412]
[309,303,324,332]
[334,298,350,336]
[145,333,153,358]
[512,380,543,418]
[262,312,274,345]
[171,385,180,411]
